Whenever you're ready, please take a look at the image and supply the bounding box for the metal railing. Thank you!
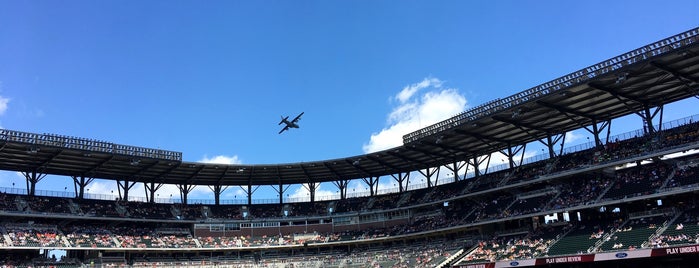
[0,129,182,161]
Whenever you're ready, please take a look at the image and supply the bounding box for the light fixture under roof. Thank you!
[615,72,628,84]
[27,145,39,154]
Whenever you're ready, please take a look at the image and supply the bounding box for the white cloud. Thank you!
[82,180,118,196]
[221,187,247,199]
[566,130,585,144]
[0,81,9,116]
[78,179,212,203]
[363,77,467,153]
[198,155,242,165]
[288,183,337,201]
[395,77,442,103]
[0,95,9,116]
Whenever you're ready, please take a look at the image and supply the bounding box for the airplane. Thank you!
[278,112,304,134]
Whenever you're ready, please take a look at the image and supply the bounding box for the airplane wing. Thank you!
[291,112,304,123]
[278,125,290,134]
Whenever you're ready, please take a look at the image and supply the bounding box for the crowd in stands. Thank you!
[4,223,63,247]
[459,225,567,264]
[1,119,686,225]
[0,120,695,267]
[649,208,699,248]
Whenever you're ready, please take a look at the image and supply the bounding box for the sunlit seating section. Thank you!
[547,220,617,256]
[5,223,63,247]
[198,235,244,248]
[0,114,697,268]
[652,209,699,247]
[155,228,199,248]
[663,123,699,147]
[458,225,567,264]
[63,223,117,248]
[599,215,667,251]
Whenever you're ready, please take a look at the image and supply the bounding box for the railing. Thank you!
[0,129,182,161]
[4,114,699,205]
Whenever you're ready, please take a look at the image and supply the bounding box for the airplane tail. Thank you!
[279,116,289,125]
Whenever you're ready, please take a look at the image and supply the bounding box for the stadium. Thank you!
[0,26,698,268]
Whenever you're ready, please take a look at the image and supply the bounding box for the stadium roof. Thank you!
[0,27,698,187]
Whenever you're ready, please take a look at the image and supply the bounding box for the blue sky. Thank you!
[0,1,697,203]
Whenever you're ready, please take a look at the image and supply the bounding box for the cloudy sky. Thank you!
[0,0,697,202]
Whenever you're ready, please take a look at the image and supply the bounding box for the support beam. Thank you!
[83,156,114,178]
[588,83,645,104]
[144,182,163,203]
[178,183,196,205]
[417,167,439,188]
[117,180,137,201]
[418,140,461,157]
[346,159,374,178]
[444,161,467,182]
[469,154,491,177]
[536,100,595,120]
[499,144,526,169]
[333,179,349,200]
[637,105,664,134]
[492,115,549,133]
[408,143,456,159]
[387,149,425,171]
[361,176,380,196]
[239,183,260,206]
[21,171,46,196]
[536,100,599,133]
[390,172,410,192]
[455,129,510,146]
[538,133,565,159]
[33,150,63,173]
[208,184,228,205]
[650,62,699,96]
[582,119,611,148]
[365,155,401,174]
[72,175,94,199]
[271,182,290,205]
[245,167,256,205]
[303,182,318,203]
[299,165,319,203]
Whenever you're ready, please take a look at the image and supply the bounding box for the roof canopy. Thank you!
[1,27,698,186]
